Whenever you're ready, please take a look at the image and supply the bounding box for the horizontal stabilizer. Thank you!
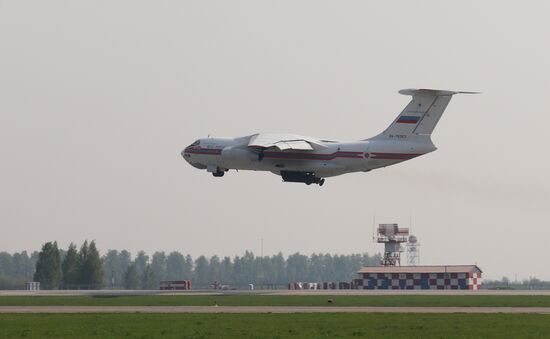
[399,88,480,96]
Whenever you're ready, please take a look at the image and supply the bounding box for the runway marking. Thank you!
[2,306,550,314]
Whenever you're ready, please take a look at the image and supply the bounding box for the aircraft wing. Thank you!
[248,133,327,151]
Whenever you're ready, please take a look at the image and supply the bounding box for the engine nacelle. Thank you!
[221,147,259,169]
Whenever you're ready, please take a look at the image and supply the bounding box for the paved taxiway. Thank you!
[3,290,550,296]
[2,306,550,314]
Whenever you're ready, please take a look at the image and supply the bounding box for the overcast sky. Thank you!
[1,1,549,279]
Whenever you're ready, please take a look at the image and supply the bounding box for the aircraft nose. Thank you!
[181,148,191,162]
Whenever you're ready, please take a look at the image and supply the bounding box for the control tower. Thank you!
[376,223,409,266]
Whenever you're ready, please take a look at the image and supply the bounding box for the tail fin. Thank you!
[376,89,478,138]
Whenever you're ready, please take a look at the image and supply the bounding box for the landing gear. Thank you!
[211,168,226,177]
[281,171,325,186]
[305,177,325,186]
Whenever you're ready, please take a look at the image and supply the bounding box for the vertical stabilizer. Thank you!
[375,89,477,139]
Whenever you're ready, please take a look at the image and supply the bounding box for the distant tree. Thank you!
[12,252,28,278]
[61,243,78,288]
[151,252,167,284]
[333,254,351,281]
[194,256,209,286]
[0,252,29,289]
[86,241,104,289]
[29,251,39,278]
[208,255,221,283]
[233,256,243,284]
[241,251,255,284]
[33,242,62,289]
[103,250,119,288]
[308,253,323,282]
[134,251,149,278]
[0,252,15,277]
[124,264,139,289]
[271,252,286,284]
[76,240,89,286]
[76,240,103,289]
[141,264,156,289]
[118,250,132,286]
[256,255,272,285]
[286,252,308,282]
[166,251,185,281]
[326,254,339,281]
[184,255,194,279]
[220,256,232,283]
[103,249,131,288]
[527,276,542,289]
[363,253,378,266]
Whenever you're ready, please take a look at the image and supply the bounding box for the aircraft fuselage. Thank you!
[182,135,436,184]
[181,89,475,185]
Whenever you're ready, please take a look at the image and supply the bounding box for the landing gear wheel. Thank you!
[212,170,225,177]
[319,179,325,186]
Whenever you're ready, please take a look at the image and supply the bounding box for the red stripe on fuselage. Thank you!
[370,152,423,159]
[184,147,222,155]
[262,151,363,160]
[185,147,423,161]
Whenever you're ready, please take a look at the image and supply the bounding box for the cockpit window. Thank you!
[189,140,200,147]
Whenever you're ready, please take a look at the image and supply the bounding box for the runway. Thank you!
[2,306,550,314]
[3,289,550,296]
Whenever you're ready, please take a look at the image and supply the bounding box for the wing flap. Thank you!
[273,140,313,150]
[248,133,326,151]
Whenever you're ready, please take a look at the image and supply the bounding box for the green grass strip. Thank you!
[1,313,549,338]
[2,294,550,307]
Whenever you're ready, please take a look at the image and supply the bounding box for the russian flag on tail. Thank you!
[396,115,420,124]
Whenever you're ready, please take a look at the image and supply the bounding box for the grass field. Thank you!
[1,313,549,338]
[2,294,550,307]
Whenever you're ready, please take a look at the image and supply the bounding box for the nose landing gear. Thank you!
[208,166,227,177]
[212,170,225,177]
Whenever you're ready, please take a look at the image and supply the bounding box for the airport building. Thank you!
[355,265,482,290]
[355,223,483,290]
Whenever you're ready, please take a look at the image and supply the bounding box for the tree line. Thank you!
[33,241,104,289]
[0,251,37,289]
[6,242,550,290]
[483,277,550,290]
[1,240,382,289]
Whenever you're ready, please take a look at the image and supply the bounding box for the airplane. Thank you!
[181,88,476,186]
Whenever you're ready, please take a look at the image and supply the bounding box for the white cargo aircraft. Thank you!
[181,89,476,185]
